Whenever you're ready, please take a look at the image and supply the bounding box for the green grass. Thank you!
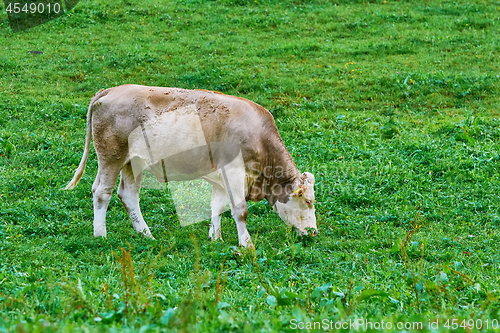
[2,0,500,331]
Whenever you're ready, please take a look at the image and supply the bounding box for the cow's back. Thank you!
[91,84,277,175]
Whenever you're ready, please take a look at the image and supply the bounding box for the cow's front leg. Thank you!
[117,163,154,239]
[231,201,253,248]
[209,184,227,241]
[218,156,252,247]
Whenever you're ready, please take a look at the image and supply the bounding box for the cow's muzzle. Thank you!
[299,228,318,237]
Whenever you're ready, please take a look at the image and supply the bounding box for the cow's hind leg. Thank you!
[117,163,153,238]
[92,164,121,237]
[209,183,227,241]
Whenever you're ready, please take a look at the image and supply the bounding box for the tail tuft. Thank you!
[64,162,87,190]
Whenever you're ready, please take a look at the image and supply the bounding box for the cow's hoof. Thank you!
[141,229,155,240]
[209,231,222,241]
[238,233,254,249]
[239,240,254,249]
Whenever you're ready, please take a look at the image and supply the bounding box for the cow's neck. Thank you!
[262,138,301,206]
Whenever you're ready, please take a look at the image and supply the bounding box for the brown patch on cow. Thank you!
[143,90,178,113]
[117,193,131,213]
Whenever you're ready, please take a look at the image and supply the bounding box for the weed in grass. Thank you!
[104,243,162,322]
[399,210,425,313]
[214,258,228,305]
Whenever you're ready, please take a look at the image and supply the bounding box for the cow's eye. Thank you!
[305,200,311,205]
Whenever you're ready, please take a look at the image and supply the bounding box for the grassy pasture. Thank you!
[1,0,500,331]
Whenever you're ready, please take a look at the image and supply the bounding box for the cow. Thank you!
[65,84,317,247]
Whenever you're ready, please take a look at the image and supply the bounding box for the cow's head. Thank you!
[273,172,317,236]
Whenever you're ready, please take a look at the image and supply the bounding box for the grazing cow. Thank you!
[65,84,317,247]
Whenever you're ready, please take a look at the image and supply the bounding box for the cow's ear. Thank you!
[293,186,304,197]
[302,172,315,185]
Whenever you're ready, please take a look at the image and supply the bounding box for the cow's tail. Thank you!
[64,89,110,190]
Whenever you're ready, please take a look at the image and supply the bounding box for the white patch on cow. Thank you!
[128,104,209,181]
